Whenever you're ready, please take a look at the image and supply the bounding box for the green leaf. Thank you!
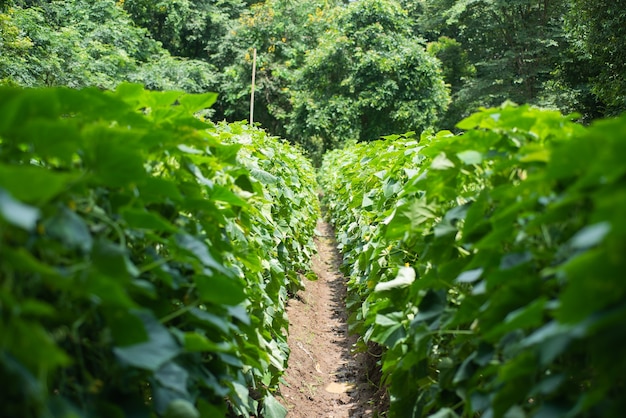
[87,128,147,187]
[227,305,251,326]
[371,315,405,347]
[113,311,181,371]
[22,119,82,164]
[143,90,185,110]
[121,207,178,232]
[155,362,189,396]
[111,82,146,105]
[384,198,435,239]
[558,249,625,323]
[569,222,611,250]
[197,398,227,418]
[362,193,374,209]
[499,252,532,270]
[84,271,137,307]
[431,152,455,170]
[484,298,546,341]
[183,332,233,353]
[456,150,483,165]
[139,177,183,203]
[456,268,483,284]
[18,299,56,318]
[210,185,249,207]
[453,352,477,384]
[2,247,61,279]
[178,92,218,113]
[176,233,229,275]
[0,189,40,231]
[250,168,278,184]
[194,275,246,306]
[0,164,77,204]
[519,147,550,163]
[374,266,415,292]
[46,206,92,251]
[4,319,71,375]
[230,381,256,415]
[428,408,460,418]
[521,321,585,366]
[92,239,139,280]
[261,394,287,418]
[413,290,446,324]
[105,308,149,346]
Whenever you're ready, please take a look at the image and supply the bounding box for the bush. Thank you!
[320,104,626,417]
[0,84,319,417]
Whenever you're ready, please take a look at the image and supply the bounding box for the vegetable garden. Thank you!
[0,84,319,418]
[319,105,626,417]
[2,83,626,418]
[2,0,626,416]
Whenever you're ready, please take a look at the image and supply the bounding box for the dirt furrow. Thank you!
[278,219,382,417]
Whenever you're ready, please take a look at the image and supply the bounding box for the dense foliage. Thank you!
[287,0,449,157]
[0,0,219,92]
[566,0,626,114]
[1,0,625,415]
[2,0,625,148]
[320,105,626,417]
[0,84,319,417]
[214,0,335,138]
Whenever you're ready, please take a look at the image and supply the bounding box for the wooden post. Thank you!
[249,48,257,125]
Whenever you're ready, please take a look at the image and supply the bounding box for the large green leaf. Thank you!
[178,92,219,113]
[194,275,246,306]
[0,165,77,204]
[176,233,230,275]
[113,311,181,371]
[86,127,147,187]
[261,394,288,418]
[384,198,435,239]
[121,207,178,232]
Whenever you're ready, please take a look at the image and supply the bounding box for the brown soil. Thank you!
[278,219,386,417]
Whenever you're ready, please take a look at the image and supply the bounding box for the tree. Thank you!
[287,0,449,156]
[566,0,626,115]
[414,0,570,125]
[213,0,336,138]
[426,36,475,129]
[0,0,218,92]
[121,0,246,61]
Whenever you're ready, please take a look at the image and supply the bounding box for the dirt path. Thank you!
[279,219,383,417]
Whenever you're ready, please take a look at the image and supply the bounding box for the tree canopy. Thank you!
[287,0,449,155]
[1,0,625,153]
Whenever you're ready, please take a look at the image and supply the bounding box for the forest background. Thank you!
[1,0,625,160]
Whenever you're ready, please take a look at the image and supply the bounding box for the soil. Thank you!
[278,218,387,417]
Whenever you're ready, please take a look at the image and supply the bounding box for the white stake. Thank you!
[250,48,257,125]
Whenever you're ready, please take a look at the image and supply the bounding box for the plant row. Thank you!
[0,84,319,418]
[319,105,626,417]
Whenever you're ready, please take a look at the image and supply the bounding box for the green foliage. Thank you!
[320,104,626,417]
[214,0,336,139]
[426,36,474,92]
[122,0,246,60]
[130,55,219,94]
[288,0,449,156]
[0,1,219,92]
[566,0,626,115]
[426,36,475,130]
[0,84,319,417]
[415,0,576,126]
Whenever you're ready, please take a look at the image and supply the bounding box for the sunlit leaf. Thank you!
[374,266,415,292]
[456,150,483,165]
